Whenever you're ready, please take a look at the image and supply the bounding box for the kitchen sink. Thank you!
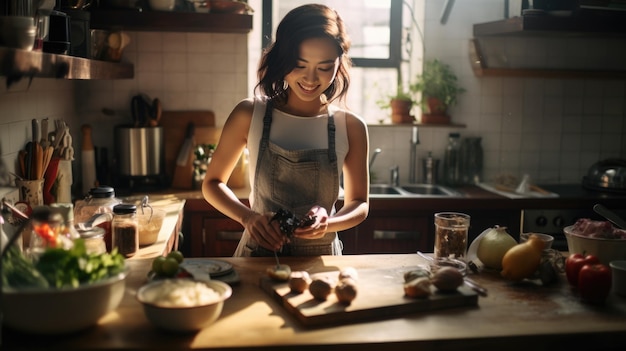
[368,184,462,198]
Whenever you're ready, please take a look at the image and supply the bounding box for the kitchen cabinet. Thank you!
[90,10,253,33]
[0,46,133,81]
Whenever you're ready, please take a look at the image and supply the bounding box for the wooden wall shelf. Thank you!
[0,47,134,82]
[90,10,253,33]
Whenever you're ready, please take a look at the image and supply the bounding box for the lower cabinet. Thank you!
[344,216,430,254]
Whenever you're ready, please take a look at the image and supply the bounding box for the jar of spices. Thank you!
[73,186,120,252]
[111,204,138,258]
[77,226,107,255]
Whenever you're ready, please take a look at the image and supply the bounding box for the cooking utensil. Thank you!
[593,204,626,230]
[150,98,162,127]
[176,122,195,166]
[81,124,97,196]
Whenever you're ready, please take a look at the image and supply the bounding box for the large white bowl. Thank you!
[137,279,232,332]
[564,225,626,265]
[2,270,127,334]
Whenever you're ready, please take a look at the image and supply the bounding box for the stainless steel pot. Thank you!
[115,126,164,177]
[582,158,626,193]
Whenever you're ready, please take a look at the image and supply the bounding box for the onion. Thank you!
[476,226,517,270]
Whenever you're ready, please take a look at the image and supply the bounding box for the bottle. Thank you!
[51,203,80,241]
[442,133,461,186]
[73,186,120,252]
[111,203,138,258]
[460,137,483,185]
[28,206,66,260]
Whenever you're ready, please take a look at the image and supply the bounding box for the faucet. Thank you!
[369,148,382,169]
[408,126,420,183]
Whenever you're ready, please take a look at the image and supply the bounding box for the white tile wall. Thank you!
[1,0,624,191]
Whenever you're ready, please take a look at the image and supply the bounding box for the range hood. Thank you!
[470,8,626,78]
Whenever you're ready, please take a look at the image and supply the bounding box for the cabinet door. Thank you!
[356,216,429,254]
[338,228,357,254]
[203,218,244,257]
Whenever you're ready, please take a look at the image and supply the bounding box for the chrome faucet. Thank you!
[409,126,420,183]
[369,148,382,169]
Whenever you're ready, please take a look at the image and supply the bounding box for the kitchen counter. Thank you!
[3,254,626,351]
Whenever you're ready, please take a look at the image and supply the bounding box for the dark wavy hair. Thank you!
[255,4,352,105]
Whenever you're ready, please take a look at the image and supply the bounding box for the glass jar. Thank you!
[434,212,470,260]
[111,203,138,258]
[28,206,63,260]
[73,186,120,252]
[51,203,80,241]
[77,226,107,255]
[442,133,461,186]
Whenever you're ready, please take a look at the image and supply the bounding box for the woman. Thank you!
[202,4,369,257]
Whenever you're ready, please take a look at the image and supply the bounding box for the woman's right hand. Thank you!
[243,212,288,251]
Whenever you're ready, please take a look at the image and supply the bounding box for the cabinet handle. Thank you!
[217,231,244,241]
[373,230,419,240]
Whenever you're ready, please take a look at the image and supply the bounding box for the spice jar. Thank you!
[77,226,107,255]
[28,206,64,260]
[434,212,470,260]
[111,204,138,258]
[74,186,120,252]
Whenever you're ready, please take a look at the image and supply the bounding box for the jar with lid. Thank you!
[73,186,120,252]
[28,206,70,260]
[77,226,107,255]
[442,133,461,186]
[111,204,138,258]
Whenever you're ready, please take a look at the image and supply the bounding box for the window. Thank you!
[255,0,423,124]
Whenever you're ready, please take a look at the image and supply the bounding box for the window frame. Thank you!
[261,0,403,69]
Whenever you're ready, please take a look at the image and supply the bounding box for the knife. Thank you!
[176,122,195,166]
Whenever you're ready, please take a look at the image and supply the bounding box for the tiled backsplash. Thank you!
[1,0,625,191]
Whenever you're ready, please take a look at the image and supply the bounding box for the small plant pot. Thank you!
[390,99,414,124]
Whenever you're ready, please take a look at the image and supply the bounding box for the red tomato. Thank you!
[578,263,612,304]
[565,253,599,287]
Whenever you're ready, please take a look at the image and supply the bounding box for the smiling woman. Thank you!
[263,0,422,124]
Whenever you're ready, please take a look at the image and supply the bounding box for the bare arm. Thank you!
[202,99,285,251]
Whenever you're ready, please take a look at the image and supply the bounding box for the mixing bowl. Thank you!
[564,225,626,264]
[2,270,127,334]
[137,279,232,332]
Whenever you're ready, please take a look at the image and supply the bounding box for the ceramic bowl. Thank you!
[137,279,232,332]
[609,260,626,297]
[520,232,554,250]
[564,225,626,264]
[2,270,127,334]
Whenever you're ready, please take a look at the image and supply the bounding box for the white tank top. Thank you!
[246,98,349,201]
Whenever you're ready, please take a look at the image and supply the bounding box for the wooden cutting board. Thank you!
[160,111,219,189]
[260,267,479,327]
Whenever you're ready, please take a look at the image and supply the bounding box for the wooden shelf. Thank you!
[468,39,626,79]
[0,47,134,82]
[90,10,253,33]
[473,11,626,37]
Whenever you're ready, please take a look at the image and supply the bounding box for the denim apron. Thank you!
[234,100,342,257]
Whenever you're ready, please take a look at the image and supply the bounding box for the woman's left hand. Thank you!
[293,205,329,239]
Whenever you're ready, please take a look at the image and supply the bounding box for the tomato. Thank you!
[565,253,599,287]
[578,263,612,304]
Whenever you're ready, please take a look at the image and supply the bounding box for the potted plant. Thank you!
[411,59,465,124]
[376,85,417,124]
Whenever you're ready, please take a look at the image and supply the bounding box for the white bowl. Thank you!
[610,260,626,297]
[137,279,232,332]
[148,0,175,11]
[520,232,554,250]
[2,271,127,334]
[564,225,626,265]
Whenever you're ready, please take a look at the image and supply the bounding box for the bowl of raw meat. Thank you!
[564,219,626,264]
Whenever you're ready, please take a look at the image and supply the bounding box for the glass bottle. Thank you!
[442,133,461,186]
[460,137,483,185]
[51,203,80,241]
[28,206,64,260]
[111,204,138,258]
[73,186,120,252]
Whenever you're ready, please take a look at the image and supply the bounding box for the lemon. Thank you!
[476,226,517,270]
[501,235,543,281]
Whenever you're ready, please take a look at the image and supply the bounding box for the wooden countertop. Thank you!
[3,254,626,350]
